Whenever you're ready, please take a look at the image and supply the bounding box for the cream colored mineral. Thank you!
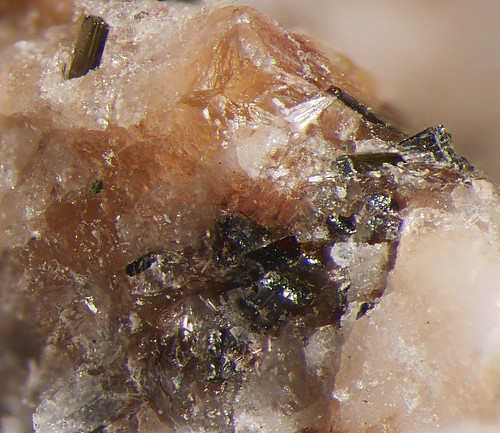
[0,1,499,433]
[333,180,500,432]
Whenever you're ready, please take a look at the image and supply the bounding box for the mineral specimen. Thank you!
[67,15,109,80]
[0,1,499,433]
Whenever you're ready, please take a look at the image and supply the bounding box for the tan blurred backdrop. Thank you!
[239,0,500,183]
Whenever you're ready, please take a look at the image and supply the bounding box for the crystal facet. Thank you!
[67,16,109,79]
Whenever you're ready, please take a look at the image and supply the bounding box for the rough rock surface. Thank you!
[0,1,499,432]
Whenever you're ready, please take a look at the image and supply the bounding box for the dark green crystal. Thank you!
[90,179,103,195]
[68,16,109,79]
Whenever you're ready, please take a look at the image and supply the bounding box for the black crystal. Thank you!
[90,179,103,195]
[125,252,158,276]
[211,214,270,267]
[326,214,356,239]
[400,126,471,171]
[68,16,109,79]
[332,152,404,176]
[235,271,315,328]
[327,85,388,126]
[357,301,376,319]
[206,328,240,382]
[245,235,301,271]
[363,193,402,243]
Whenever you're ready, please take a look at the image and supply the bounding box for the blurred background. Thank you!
[239,0,500,183]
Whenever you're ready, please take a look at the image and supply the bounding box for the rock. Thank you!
[0,0,498,432]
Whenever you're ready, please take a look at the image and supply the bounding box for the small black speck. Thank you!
[126,252,158,276]
[356,301,375,319]
[91,179,104,195]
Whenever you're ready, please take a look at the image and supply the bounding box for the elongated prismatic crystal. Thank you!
[67,16,109,79]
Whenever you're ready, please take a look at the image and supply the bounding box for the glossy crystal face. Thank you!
[122,122,469,431]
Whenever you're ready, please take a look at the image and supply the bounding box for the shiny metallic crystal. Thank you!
[67,16,109,79]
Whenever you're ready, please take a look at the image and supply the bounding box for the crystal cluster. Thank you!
[0,1,499,432]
